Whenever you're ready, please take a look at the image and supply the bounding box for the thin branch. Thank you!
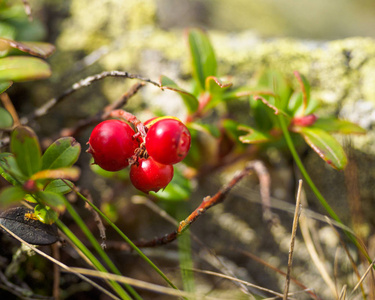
[21,71,159,125]
[0,93,20,127]
[283,180,303,300]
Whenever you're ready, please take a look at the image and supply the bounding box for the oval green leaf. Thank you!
[298,127,348,170]
[160,75,199,113]
[238,125,273,144]
[0,81,12,94]
[312,118,366,135]
[36,191,66,213]
[0,186,26,207]
[31,167,80,181]
[0,38,56,58]
[0,56,51,82]
[44,179,74,194]
[42,137,81,170]
[0,107,13,128]
[10,126,41,177]
[188,28,217,91]
[0,153,28,184]
[34,204,59,225]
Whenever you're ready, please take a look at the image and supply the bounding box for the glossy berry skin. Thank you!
[130,157,174,193]
[88,120,139,171]
[145,118,191,165]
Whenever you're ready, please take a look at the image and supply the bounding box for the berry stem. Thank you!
[109,109,147,138]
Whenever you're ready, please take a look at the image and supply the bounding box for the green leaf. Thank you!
[312,118,366,135]
[238,125,273,144]
[298,127,347,170]
[44,179,73,194]
[42,137,81,170]
[0,56,51,82]
[222,119,248,143]
[0,38,55,58]
[188,28,217,91]
[0,107,13,128]
[204,76,233,110]
[294,71,311,115]
[187,122,220,138]
[0,153,27,185]
[30,167,80,181]
[10,126,42,177]
[24,194,38,203]
[150,169,191,201]
[288,92,318,117]
[160,75,199,113]
[36,191,66,213]
[0,81,12,94]
[90,159,129,180]
[0,186,26,207]
[34,204,58,225]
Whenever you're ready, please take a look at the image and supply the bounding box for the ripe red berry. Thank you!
[291,114,317,127]
[145,118,191,165]
[88,119,139,171]
[130,157,174,193]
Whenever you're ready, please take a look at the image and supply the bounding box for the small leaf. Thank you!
[288,92,318,117]
[294,71,311,114]
[0,38,55,58]
[238,125,273,144]
[188,28,217,91]
[0,153,27,185]
[42,137,81,170]
[0,56,51,82]
[30,167,80,181]
[0,107,13,128]
[34,204,59,225]
[36,191,66,213]
[90,159,129,179]
[0,81,12,94]
[204,76,233,110]
[0,186,26,207]
[298,127,347,170]
[0,206,58,244]
[150,169,191,201]
[10,126,41,177]
[222,119,248,144]
[188,122,220,138]
[24,194,38,203]
[312,118,366,135]
[160,75,199,113]
[44,179,73,194]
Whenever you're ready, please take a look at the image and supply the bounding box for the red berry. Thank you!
[145,118,191,165]
[88,120,139,171]
[130,157,174,193]
[291,114,317,127]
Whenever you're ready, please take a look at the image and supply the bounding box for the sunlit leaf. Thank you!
[30,167,80,181]
[0,186,26,207]
[0,56,51,82]
[42,137,81,170]
[188,28,217,91]
[34,204,59,225]
[0,38,55,58]
[44,179,73,194]
[36,191,66,213]
[188,122,220,138]
[312,118,366,135]
[298,127,347,170]
[238,125,273,144]
[90,159,129,180]
[160,75,199,113]
[0,107,13,128]
[10,126,41,177]
[0,206,58,244]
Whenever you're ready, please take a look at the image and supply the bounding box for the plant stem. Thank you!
[60,200,142,300]
[72,188,179,291]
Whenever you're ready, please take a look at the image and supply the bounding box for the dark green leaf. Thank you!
[10,126,42,177]
[0,56,51,82]
[0,38,55,58]
[238,125,273,144]
[36,191,66,213]
[0,81,12,94]
[0,153,27,185]
[44,179,73,194]
[0,107,13,128]
[34,204,59,225]
[312,118,366,134]
[0,206,58,243]
[188,28,217,91]
[41,137,81,170]
[0,186,26,207]
[150,169,191,201]
[31,167,80,181]
[298,127,347,170]
[160,75,199,113]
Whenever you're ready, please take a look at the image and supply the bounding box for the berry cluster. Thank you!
[87,117,191,193]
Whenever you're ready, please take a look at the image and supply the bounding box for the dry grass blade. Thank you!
[0,223,120,300]
[283,179,303,300]
[351,258,375,295]
[339,284,347,300]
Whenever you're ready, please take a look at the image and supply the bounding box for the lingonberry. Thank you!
[130,157,174,193]
[88,119,139,171]
[291,114,317,127]
[145,118,191,165]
